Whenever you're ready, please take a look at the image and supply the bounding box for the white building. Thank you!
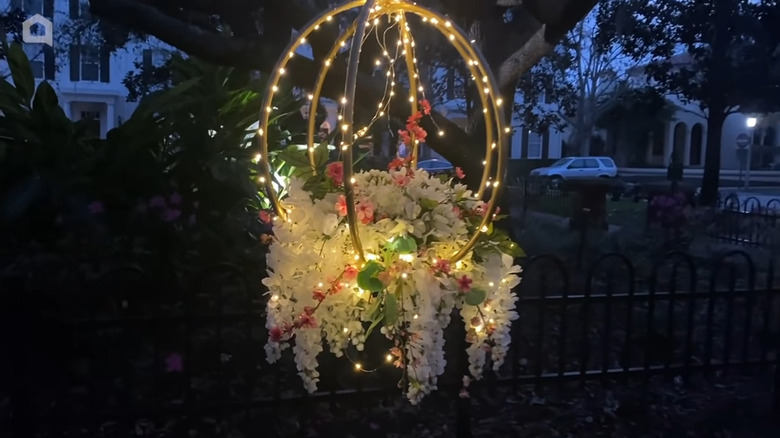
[435,89,566,162]
[626,54,780,171]
[1,0,173,138]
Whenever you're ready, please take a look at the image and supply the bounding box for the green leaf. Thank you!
[32,81,60,112]
[357,261,385,292]
[365,294,382,318]
[384,293,398,326]
[500,241,526,257]
[392,235,417,254]
[312,140,329,169]
[365,312,384,338]
[276,146,311,169]
[420,198,439,210]
[464,288,487,306]
[7,42,34,105]
[353,150,371,166]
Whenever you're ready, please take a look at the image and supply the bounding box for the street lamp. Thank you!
[745,117,758,190]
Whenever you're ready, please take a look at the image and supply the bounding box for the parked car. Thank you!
[529,156,618,188]
[417,158,453,173]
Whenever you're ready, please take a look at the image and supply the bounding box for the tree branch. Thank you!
[90,0,269,68]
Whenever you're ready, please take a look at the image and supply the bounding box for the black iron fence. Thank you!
[710,194,780,249]
[2,251,780,437]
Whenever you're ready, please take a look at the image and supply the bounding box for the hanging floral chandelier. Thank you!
[256,0,523,404]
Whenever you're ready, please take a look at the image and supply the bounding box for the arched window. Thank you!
[690,123,704,166]
[764,127,776,147]
[673,122,687,162]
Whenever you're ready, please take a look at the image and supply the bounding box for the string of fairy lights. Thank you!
[256,0,512,373]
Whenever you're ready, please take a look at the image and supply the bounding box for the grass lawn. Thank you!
[530,194,647,228]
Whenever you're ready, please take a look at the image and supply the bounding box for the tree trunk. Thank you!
[699,110,726,205]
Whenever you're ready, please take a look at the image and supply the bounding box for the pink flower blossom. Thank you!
[433,259,451,275]
[303,306,315,316]
[298,313,317,328]
[458,275,472,293]
[149,195,166,208]
[343,266,358,281]
[357,201,374,224]
[312,289,327,301]
[377,270,393,286]
[388,157,407,171]
[335,195,348,217]
[393,172,410,187]
[398,129,411,146]
[455,167,465,179]
[259,210,272,223]
[165,353,183,372]
[162,208,181,222]
[269,326,283,343]
[87,201,104,214]
[326,161,344,185]
[420,99,432,115]
[452,206,462,218]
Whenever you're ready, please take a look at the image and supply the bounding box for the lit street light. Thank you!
[745,117,758,190]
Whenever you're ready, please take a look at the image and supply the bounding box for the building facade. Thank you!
[625,57,780,171]
[1,0,172,138]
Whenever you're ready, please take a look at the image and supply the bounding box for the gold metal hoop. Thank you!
[257,0,509,263]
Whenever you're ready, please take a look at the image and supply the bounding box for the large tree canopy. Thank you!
[604,0,780,204]
[87,0,598,188]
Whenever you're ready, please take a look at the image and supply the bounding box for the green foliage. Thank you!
[605,0,780,113]
[389,235,418,255]
[357,261,385,292]
[0,45,301,280]
[464,288,487,306]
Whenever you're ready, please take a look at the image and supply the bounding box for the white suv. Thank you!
[530,156,618,187]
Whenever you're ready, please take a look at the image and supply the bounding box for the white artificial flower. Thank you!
[262,165,521,404]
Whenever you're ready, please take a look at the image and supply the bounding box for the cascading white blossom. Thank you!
[262,158,522,404]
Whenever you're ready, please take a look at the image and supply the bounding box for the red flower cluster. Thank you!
[397,99,431,146]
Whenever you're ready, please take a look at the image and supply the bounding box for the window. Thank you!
[550,158,573,167]
[80,45,100,81]
[597,158,616,168]
[23,0,44,14]
[584,158,600,168]
[527,131,542,159]
[568,159,586,169]
[23,46,44,79]
[510,128,522,159]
